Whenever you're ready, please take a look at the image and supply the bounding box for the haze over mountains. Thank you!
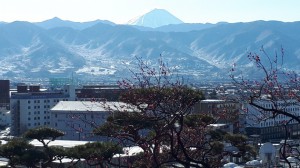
[0,9,299,82]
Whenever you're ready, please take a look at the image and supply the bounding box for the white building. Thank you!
[243,98,300,141]
[0,107,10,127]
[10,85,75,136]
[50,101,135,141]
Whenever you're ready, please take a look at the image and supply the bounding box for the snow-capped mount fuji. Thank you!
[127,9,184,28]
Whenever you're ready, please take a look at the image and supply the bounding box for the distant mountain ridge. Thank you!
[35,17,115,30]
[0,17,299,82]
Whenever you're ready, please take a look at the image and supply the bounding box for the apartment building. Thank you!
[244,98,300,142]
[0,80,10,106]
[0,80,10,127]
[50,101,133,141]
[10,84,75,136]
[75,85,124,101]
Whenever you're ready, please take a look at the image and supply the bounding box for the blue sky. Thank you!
[1,0,300,23]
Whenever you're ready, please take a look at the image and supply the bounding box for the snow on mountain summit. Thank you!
[127,9,184,28]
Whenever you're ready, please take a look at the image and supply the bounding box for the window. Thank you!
[28,106,31,109]
[28,117,31,120]
[28,100,31,104]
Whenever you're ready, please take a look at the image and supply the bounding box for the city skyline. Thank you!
[1,0,300,24]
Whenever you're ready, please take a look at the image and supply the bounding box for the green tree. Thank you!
[66,142,123,168]
[224,134,256,160]
[23,127,65,147]
[20,148,48,168]
[0,138,47,168]
[94,57,240,168]
[23,127,65,167]
[47,146,68,167]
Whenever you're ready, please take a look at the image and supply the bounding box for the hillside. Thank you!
[0,20,299,82]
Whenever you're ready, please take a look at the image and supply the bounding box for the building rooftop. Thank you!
[201,99,225,103]
[11,91,68,99]
[51,101,137,112]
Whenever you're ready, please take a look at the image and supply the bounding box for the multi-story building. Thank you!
[50,101,131,141]
[10,84,75,136]
[0,80,10,127]
[0,80,10,106]
[243,98,300,142]
[192,99,242,133]
[75,85,124,101]
[0,107,10,127]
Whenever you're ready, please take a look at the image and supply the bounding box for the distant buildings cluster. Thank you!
[0,80,123,141]
[0,79,299,143]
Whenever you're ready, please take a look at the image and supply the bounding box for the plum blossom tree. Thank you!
[230,47,299,123]
[230,46,300,167]
[94,56,254,168]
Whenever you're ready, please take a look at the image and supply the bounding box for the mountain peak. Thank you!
[127,9,184,28]
[50,17,62,21]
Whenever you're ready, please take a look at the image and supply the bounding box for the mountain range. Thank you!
[0,9,299,83]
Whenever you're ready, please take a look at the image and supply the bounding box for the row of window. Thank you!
[261,119,299,127]
[27,99,69,104]
[28,105,52,109]
[28,111,50,115]
[261,126,285,133]
[59,113,107,120]
[62,122,96,129]
[260,102,299,108]
[28,116,50,120]
[28,122,50,127]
